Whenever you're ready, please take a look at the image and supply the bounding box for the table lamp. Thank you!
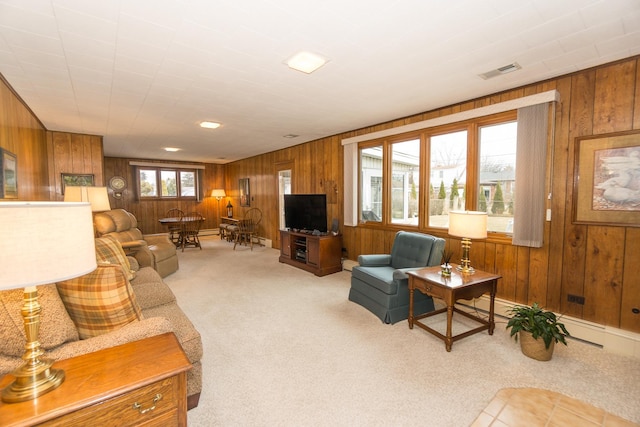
[63,186,111,212]
[0,202,97,403]
[448,210,488,274]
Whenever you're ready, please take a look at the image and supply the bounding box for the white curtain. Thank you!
[512,103,549,247]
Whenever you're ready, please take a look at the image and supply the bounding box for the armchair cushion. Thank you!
[357,254,392,267]
[57,264,143,339]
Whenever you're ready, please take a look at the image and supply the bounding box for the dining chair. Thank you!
[165,208,184,246]
[233,208,262,250]
[181,212,204,251]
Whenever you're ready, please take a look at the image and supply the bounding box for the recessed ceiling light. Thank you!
[200,121,221,129]
[283,134,299,138]
[164,147,180,152]
[286,51,328,74]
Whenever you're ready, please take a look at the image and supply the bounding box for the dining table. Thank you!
[158,216,205,247]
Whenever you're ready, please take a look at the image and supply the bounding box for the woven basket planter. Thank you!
[519,331,555,361]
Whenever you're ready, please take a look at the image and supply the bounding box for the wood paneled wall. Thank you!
[0,75,48,200]
[224,57,640,333]
[48,131,104,200]
[103,157,225,234]
[3,56,640,333]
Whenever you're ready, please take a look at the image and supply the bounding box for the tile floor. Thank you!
[471,388,639,427]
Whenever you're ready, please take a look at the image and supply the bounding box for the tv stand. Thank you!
[279,230,342,276]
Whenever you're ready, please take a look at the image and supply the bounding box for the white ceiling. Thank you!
[1,0,639,164]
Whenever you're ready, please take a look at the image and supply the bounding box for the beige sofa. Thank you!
[94,209,179,278]
[0,236,202,409]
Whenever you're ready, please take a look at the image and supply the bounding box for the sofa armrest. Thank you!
[47,317,174,363]
[358,254,392,267]
[144,234,174,246]
[0,317,175,377]
[132,245,154,268]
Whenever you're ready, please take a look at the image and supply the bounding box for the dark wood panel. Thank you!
[621,228,640,332]
[0,76,48,201]
[583,226,625,326]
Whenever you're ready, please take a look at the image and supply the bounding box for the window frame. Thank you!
[137,166,199,200]
[357,110,517,240]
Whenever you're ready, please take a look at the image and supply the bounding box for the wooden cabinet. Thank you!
[0,333,191,427]
[279,230,342,276]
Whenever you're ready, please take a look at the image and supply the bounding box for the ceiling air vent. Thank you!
[479,62,522,80]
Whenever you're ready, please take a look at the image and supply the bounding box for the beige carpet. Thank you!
[164,236,640,426]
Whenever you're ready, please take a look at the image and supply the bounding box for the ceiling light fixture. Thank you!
[479,62,522,80]
[283,134,299,138]
[164,147,180,152]
[286,51,328,74]
[200,121,221,129]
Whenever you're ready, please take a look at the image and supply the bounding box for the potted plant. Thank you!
[440,249,454,277]
[505,302,570,361]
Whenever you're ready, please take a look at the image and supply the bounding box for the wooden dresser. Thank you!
[0,332,191,427]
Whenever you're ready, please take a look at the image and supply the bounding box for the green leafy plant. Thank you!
[506,302,570,349]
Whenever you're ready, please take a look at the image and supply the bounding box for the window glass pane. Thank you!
[139,169,157,197]
[180,171,196,196]
[428,130,467,227]
[391,139,420,225]
[479,121,517,233]
[161,170,177,197]
[360,145,382,222]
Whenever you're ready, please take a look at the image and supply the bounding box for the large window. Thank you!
[139,167,197,199]
[360,145,383,222]
[428,130,467,228]
[478,121,517,233]
[391,139,420,225]
[358,111,517,235]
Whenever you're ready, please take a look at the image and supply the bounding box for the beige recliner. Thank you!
[94,209,179,277]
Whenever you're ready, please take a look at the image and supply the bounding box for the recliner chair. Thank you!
[93,209,179,278]
[349,231,445,324]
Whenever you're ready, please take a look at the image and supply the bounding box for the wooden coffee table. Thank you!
[407,264,501,351]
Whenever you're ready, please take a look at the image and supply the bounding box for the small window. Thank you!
[138,167,198,200]
[139,169,158,197]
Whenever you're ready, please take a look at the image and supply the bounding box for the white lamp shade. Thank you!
[64,186,111,212]
[448,211,488,239]
[211,189,226,198]
[0,202,97,290]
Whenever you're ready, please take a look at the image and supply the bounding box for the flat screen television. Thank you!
[284,194,328,232]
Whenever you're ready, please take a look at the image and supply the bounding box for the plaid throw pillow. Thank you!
[56,264,143,339]
[95,235,135,280]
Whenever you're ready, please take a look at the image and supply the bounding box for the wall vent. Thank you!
[479,62,522,80]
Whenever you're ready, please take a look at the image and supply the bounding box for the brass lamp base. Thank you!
[456,237,476,274]
[1,360,65,403]
[1,287,65,403]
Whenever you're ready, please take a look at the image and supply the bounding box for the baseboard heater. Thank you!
[456,296,640,359]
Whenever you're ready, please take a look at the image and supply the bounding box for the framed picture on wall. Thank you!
[239,178,250,207]
[573,130,640,226]
[0,148,18,199]
[61,173,94,195]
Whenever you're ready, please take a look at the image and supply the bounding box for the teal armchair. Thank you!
[349,231,445,324]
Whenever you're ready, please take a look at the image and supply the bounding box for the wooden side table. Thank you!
[0,332,191,427]
[407,265,501,351]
